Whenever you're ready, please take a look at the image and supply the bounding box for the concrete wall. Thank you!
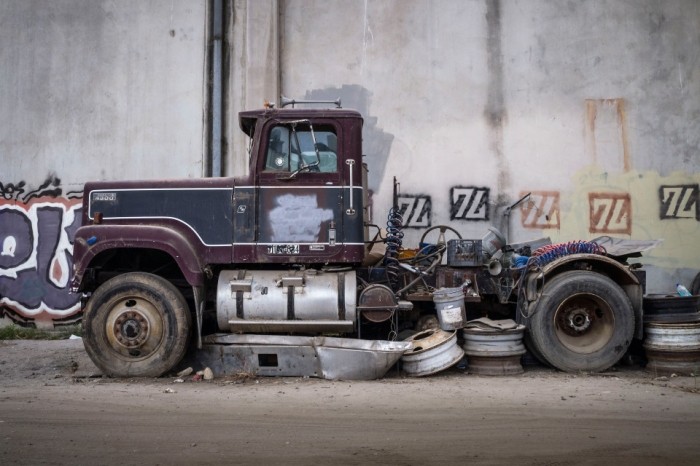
[0,0,206,326]
[1,0,207,187]
[277,0,700,292]
[227,0,280,177]
[1,0,698,325]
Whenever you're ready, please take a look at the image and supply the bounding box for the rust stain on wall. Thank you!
[584,98,631,173]
[617,100,631,172]
[585,99,598,163]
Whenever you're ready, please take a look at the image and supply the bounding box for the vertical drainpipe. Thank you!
[210,0,224,177]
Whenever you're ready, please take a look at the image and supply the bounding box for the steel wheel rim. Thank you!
[553,292,615,354]
[105,296,165,360]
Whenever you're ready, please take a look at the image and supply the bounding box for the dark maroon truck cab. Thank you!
[71,104,374,377]
[233,107,367,267]
[71,106,367,292]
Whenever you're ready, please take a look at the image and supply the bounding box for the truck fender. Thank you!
[523,254,644,340]
[71,224,207,290]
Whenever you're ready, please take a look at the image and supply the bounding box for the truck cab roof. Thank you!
[239,107,363,137]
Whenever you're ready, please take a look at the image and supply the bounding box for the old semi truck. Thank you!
[70,98,646,377]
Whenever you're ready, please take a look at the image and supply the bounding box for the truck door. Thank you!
[255,119,345,264]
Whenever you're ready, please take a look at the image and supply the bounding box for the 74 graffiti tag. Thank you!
[397,195,431,228]
[659,184,699,220]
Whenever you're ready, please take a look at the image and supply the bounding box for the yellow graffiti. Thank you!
[548,167,700,269]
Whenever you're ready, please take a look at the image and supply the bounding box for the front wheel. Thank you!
[527,270,634,372]
[82,272,191,377]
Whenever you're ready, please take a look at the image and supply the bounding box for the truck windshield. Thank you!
[264,124,337,173]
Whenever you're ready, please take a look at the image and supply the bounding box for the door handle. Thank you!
[346,159,356,215]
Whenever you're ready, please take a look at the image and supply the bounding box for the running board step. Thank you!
[227,319,354,333]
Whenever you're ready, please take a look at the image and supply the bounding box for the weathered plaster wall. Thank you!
[0,0,207,188]
[227,0,280,177]
[0,0,206,326]
[277,0,700,292]
[1,0,698,325]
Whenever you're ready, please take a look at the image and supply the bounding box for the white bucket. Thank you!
[433,287,466,331]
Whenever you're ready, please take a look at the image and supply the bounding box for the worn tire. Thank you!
[82,272,191,377]
[691,272,700,296]
[527,270,634,372]
[523,331,549,367]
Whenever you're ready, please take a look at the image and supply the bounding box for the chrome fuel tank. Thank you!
[216,269,357,333]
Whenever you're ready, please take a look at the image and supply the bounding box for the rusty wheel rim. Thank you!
[105,296,165,360]
[553,292,615,354]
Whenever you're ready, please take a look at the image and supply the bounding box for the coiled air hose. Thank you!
[384,207,404,291]
[527,240,606,268]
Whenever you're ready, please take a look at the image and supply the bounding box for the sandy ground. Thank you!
[1,339,699,466]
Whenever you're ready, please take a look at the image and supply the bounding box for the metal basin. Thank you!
[197,334,412,380]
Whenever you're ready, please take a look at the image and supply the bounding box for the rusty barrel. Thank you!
[644,321,700,375]
[461,325,526,376]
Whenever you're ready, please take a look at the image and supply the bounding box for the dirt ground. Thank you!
[1,339,699,466]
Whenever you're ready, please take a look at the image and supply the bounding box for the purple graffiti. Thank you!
[0,196,82,325]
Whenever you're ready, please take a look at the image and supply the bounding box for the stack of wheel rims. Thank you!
[461,324,527,376]
[643,286,700,376]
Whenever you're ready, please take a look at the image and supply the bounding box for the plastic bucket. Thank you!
[433,287,466,331]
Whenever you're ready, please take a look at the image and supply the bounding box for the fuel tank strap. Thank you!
[287,286,295,320]
[236,270,246,319]
[338,273,346,320]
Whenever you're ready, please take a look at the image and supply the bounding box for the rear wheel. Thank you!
[82,272,191,377]
[691,272,700,296]
[527,270,634,372]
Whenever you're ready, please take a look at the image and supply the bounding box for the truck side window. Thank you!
[265,126,296,171]
[264,124,338,173]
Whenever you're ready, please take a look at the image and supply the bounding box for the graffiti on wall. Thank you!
[519,191,560,229]
[588,192,632,235]
[0,176,82,327]
[397,194,431,228]
[450,186,490,221]
[659,184,699,220]
[432,181,697,234]
[394,176,698,237]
